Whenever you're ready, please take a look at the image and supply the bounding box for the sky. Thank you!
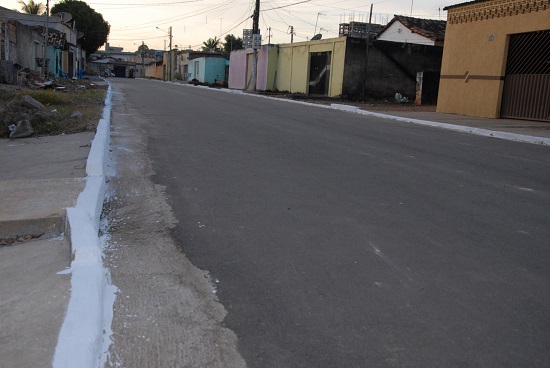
[4,0,450,52]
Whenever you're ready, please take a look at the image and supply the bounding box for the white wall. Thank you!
[377,21,435,46]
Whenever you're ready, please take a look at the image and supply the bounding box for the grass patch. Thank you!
[26,90,72,106]
[1,81,108,138]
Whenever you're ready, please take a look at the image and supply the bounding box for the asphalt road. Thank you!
[111,79,550,368]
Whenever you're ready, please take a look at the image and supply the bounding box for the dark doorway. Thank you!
[68,52,74,78]
[114,65,126,78]
[309,52,331,96]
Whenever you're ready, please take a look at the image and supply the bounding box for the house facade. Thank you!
[377,15,446,46]
[0,7,83,81]
[0,7,86,78]
[89,43,143,78]
[228,44,278,90]
[227,16,444,102]
[437,0,550,121]
[276,37,347,97]
[188,53,228,84]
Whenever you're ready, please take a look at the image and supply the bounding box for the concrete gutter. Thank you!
[52,82,116,368]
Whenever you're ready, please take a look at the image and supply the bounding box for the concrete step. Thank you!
[0,178,85,245]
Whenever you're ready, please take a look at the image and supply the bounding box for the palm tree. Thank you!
[202,37,221,52]
[18,0,45,14]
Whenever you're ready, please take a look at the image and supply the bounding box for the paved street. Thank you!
[107,79,550,367]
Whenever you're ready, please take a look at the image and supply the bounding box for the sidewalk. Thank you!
[0,132,93,368]
[0,82,112,368]
[0,90,548,367]
[375,110,550,139]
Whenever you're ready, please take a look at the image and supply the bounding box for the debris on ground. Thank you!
[0,78,107,139]
[9,119,34,138]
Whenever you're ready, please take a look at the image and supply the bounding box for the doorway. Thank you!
[308,52,331,96]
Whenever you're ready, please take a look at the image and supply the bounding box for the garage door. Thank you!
[501,30,550,122]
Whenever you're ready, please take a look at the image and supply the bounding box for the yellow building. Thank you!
[276,37,347,97]
[437,0,550,121]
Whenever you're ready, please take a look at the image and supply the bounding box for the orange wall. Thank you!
[437,0,550,118]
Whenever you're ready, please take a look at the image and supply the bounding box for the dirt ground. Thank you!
[0,78,107,138]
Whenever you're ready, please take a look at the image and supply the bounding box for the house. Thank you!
[187,52,229,84]
[89,43,139,78]
[228,44,278,90]
[144,51,165,79]
[0,7,84,81]
[377,15,446,46]
[437,0,550,121]
[227,15,443,102]
[134,48,157,78]
[276,37,347,97]
[0,18,41,83]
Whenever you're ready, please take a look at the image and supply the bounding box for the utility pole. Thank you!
[169,26,173,82]
[362,4,373,98]
[289,25,294,43]
[251,0,260,91]
[141,41,145,78]
[42,0,49,77]
[268,27,271,45]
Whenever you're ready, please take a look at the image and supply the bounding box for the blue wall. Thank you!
[189,57,228,83]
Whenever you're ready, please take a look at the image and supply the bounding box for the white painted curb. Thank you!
[53,82,116,368]
[166,81,550,146]
[351,107,550,146]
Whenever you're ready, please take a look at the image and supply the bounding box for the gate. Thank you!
[501,30,550,122]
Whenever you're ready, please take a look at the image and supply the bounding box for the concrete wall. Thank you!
[343,38,443,100]
[15,21,42,72]
[145,62,163,79]
[276,37,346,97]
[228,48,247,89]
[228,45,278,91]
[437,0,550,118]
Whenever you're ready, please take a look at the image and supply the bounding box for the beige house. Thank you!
[437,0,550,121]
[276,37,347,97]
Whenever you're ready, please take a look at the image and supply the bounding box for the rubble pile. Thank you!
[0,95,58,138]
[0,78,106,139]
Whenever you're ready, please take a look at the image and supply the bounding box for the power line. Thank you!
[88,0,202,5]
[262,0,313,11]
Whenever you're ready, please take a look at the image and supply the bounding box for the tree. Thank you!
[51,0,110,55]
[18,0,44,14]
[202,37,221,52]
[137,42,149,55]
[223,34,243,53]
